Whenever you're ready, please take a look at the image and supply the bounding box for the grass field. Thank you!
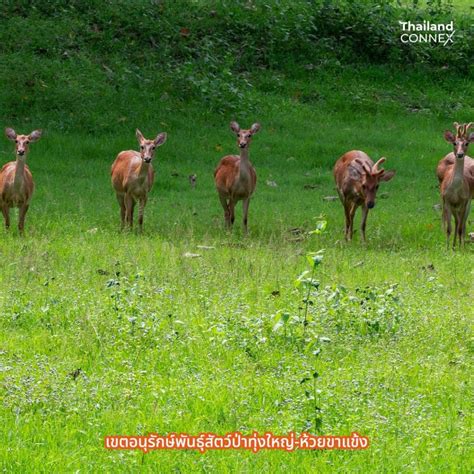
[0,62,472,472]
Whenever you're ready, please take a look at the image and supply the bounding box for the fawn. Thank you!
[214,121,260,233]
[0,128,42,234]
[111,129,167,231]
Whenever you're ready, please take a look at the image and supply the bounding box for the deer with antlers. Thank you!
[214,121,260,233]
[111,129,167,231]
[0,128,42,234]
[334,150,395,242]
[436,122,474,248]
[436,122,474,195]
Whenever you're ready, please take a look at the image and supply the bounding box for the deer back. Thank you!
[111,150,154,195]
[334,150,372,197]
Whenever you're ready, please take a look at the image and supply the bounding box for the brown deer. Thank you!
[436,122,474,196]
[214,121,260,233]
[334,150,395,242]
[111,129,167,231]
[0,128,42,234]
[437,123,473,248]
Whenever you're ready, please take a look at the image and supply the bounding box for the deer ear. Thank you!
[136,129,145,142]
[154,132,167,147]
[5,128,16,141]
[250,123,261,134]
[379,170,396,182]
[444,130,455,143]
[468,132,474,143]
[29,130,42,142]
[230,121,240,134]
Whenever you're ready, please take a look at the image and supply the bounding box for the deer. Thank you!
[437,123,474,249]
[111,129,167,231]
[0,128,42,234]
[214,121,260,233]
[436,122,474,196]
[334,150,395,242]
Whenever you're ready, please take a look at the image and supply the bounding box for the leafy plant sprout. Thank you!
[295,219,327,336]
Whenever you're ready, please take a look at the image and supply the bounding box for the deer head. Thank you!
[136,129,167,164]
[354,158,396,209]
[5,128,42,159]
[230,121,261,149]
[444,122,474,159]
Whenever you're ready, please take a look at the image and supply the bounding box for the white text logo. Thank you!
[399,21,455,46]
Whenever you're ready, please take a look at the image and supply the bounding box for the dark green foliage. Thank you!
[0,0,472,130]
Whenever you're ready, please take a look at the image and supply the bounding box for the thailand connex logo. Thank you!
[399,21,455,45]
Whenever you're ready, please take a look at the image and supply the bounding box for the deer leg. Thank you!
[460,202,470,248]
[242,198,250,234]
[116,194,126,230]
[343,201,351,240]
[442,204,448,231]
[1,204,10,230]
[125,194,134,229]
[455,211,462,248]
[348,202,357,241]
[444,206,452,250]
[130,201,136,228]
[229,200,236,227]
[360,205,369,243]
[457,219,463,248]
[138,197,147,233]
[455,210,464,249]
[219,195,230,228]
[18,204,29,235]
[452,212,459,250]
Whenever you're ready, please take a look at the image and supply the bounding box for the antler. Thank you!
[354,159,372,175]
[372,157,386,175]
[454,122,473,138]
[454,122,462,138]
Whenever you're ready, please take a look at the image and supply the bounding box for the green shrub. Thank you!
[0,0,471,129]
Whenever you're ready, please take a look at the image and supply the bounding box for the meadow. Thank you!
[0,63,472,472]
[0,0,473,472]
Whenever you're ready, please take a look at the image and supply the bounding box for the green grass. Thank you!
[0,64,473,472]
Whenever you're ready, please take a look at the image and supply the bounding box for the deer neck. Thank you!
[13,157,26,188]
[451,156,465,185]
[239,148,251,181]
[137,160,151,180]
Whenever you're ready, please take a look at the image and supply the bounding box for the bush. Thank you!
[0,0,471,129]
